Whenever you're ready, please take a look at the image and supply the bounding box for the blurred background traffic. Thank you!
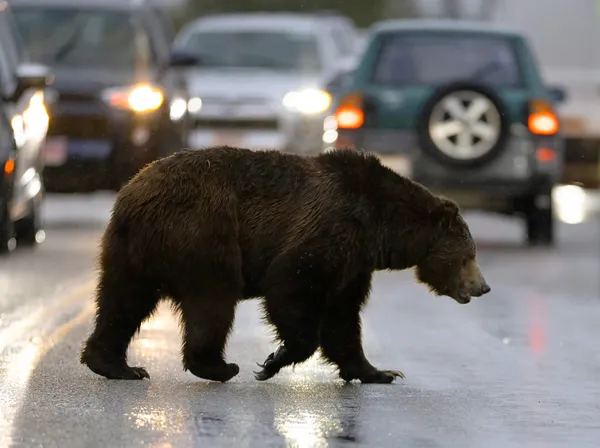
[2,0,599,253]
[0,1,599,446]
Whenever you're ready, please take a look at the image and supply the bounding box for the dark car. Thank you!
[10,0,198,192]
[0,2,51,254]
[325,19,566,246]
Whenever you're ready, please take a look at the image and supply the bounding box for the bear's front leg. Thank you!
[320,273,406,384]
[179,294,240,383]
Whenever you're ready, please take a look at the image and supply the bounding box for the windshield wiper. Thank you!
[51,20,86,63]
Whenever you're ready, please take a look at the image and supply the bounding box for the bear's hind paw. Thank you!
[253,363,281,381]
[253,368,275,381]
[253,351,281,381]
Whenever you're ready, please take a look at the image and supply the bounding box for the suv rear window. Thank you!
[372,34,524,88]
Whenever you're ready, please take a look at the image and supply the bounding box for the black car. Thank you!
[0,2,51,254]
[10,0,198,192]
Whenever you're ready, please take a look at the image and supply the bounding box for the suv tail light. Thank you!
[528,99,559,135]
[335,92,364,129]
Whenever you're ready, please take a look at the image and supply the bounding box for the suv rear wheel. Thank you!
[523,188,554,246]
[417,80,511,168]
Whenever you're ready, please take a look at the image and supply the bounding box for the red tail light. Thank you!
[528,99,559,135]
[334,93,364,129]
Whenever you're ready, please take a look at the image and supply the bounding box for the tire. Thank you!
[14,199,43,247]
[523,189,555,246]
[0,199,15,255]
[416,80,511,169]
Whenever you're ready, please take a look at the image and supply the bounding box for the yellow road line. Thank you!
[0,281,97,446]
[0,278,97,354]
[41,303,96,356]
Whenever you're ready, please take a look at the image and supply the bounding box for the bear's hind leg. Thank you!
[320,273,405,384]
[254,259,323,381]
[254,296,321,381]
[81,269,161,380]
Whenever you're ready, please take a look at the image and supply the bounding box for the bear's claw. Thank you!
[253,368,277,381]
[387,370,405,379]
[253,352,280,381]
[358,369,405,384]
[131,367,150,379]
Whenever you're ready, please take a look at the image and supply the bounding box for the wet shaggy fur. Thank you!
[80,146,489,384]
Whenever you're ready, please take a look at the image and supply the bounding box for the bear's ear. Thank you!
[429,197,460,222]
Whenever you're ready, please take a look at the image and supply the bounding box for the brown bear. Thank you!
[80,146,490,384]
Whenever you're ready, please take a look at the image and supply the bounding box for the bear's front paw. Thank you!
[358,369,405,384]
[186,362,240,382]
[81,348,150,380]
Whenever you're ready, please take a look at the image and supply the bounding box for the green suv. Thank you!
[324,20,566,246]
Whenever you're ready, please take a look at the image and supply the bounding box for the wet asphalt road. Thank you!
[0,191,599,448]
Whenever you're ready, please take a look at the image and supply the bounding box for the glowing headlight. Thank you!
[102,84,164,113]
[283,89,331,115]
[15,90,49,144]
[22,91,49,127]
[169,97,188,121]
[187,97,202,114]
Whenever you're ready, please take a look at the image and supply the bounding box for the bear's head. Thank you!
[414,197,490,304]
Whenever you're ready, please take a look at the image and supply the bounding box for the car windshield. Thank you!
[11,7,140,69]
[372,34,524,88]
[179,30,322,72]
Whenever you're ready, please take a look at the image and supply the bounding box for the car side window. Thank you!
[0,11,18,98]
[0,45,15,101]
[0,12,20,70]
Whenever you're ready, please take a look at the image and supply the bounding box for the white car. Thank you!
[173,13,356,155]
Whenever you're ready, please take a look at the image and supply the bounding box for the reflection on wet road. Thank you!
[0,189,599,447]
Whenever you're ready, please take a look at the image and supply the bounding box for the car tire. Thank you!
[523,189,555,246]
[0,199,15,255]
[416,80,511,169]
[14,199,43,247]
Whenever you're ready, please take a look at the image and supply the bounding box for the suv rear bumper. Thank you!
[330,126,564,191]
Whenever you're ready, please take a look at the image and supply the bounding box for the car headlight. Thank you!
[169,97,188,121]
[283,88,331,115]
[101,84,164,113]
[16,90,49,143]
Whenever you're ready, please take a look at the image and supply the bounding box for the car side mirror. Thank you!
[168,50,201,68]
[548,86,566,103]
[10,63,53,102]
[325,70,354,96]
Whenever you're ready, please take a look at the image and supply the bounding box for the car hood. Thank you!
[185,68,326,102]
[47,67,148,94]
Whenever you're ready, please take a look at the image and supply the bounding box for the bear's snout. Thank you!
[455,281,489,304]
[470,281,491,298]
[456,258,491,302]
